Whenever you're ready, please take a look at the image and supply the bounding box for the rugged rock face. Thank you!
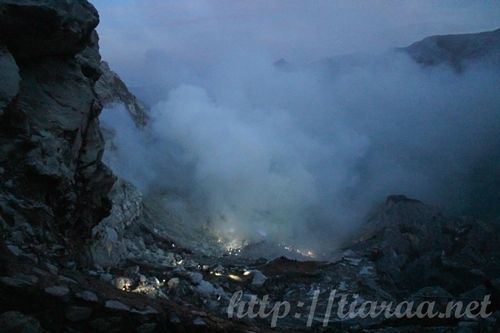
[95,61,149,127]
[0,0,99,58]
[0,0,114,250]
[89,179,143,268]
[351,195,500,293]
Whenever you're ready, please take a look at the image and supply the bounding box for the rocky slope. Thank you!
[0,2,499,332]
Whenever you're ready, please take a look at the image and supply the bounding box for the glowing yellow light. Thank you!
[214,272,223,277]
[227,274,242,282]
[243,270,252,276]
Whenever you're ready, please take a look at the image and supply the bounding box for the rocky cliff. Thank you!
[0,0,114,252]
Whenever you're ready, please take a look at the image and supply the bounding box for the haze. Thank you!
[93,0,500,254]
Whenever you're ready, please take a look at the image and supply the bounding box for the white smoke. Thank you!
[96,1,500,252]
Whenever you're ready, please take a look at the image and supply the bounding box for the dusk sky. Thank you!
[93,0,500,84]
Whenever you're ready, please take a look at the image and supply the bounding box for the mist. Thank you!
[95,1,500,254]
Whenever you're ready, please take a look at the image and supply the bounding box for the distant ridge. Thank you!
[400,28,500,71]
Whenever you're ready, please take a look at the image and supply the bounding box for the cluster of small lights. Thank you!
[215,232,317,259]
[280,243,316,258]
[226,247,242,256]
[208,267,254,282]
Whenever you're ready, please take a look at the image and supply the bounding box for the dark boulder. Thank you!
[0,0,99,58]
